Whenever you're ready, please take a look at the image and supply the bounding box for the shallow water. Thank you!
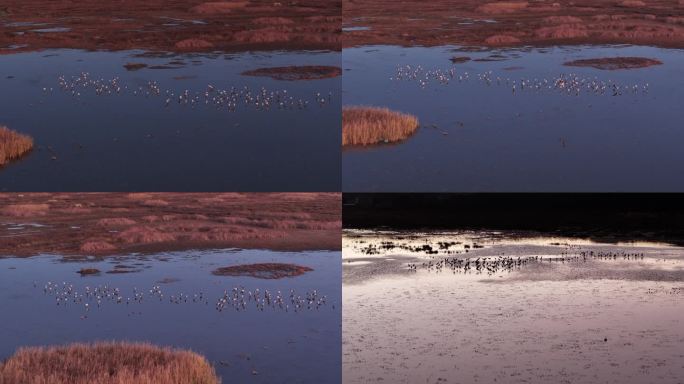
[343,231,684,383]
[342,45,684,191]
[343,26,371,32]
[343,229,684,283]
[0,249,341,384]
[0,49,340,191]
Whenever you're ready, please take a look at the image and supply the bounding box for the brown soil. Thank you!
[242,65,342,80]
[564,56,664,69]
[0,341,219,384]
[343,0,684,48]
[0,0,341,54]
[0,193,341,257]
[212,262,313,278]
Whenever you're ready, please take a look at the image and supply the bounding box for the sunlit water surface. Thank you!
[343,230,684,383]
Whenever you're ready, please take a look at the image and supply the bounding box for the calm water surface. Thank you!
[0,249,341,384]
[342,45,684,191]
[0,49,340,191]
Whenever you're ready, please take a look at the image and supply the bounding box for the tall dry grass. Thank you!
[0,341,220,384]
[0,126,33,166]
[191,1,249,14]
[342,106,419,146]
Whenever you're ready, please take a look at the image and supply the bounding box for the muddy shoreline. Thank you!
[564,56,664,69]
[0,193,341,257]
[343,0,684,48]
[212,263,314,278]
[0,0,341,54]
[242,65,342,80]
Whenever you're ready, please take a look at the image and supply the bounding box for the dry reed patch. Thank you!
[477,2,529,14]
[253,17,295,26]
[0,126,33,166]
[619,0,646,7]
[96,218,136,227]
[175,38,214,50]
[191,1,249,14]
[141,199,169,207]
[0,341,220,384]
[537,24,590,39]
[1,204,49,217]
[212,263,313,279]
[342,106,419,146]
[484,34,521,45]
[126,193,154,200]
[233,27,293,43]
[117,226,176,244]
[80,241,117,253]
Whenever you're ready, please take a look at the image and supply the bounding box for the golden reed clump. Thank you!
[342,106,419,146]
[0,341,220,384]
[0,126,33,166]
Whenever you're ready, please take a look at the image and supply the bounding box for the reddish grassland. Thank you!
[0,193,341,256]
[0,126,33,166]
[212,263,313,278]
[342,106,419,146]
[343,0,684,48]
[0,342,219,384]
[0,0,341,53]
[242,65,342,80]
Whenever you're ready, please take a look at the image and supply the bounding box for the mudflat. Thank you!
[343,230,684,384]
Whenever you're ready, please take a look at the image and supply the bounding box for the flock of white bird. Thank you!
[49,72,334,112]
[38,280,333,316]
[392,64,650,97]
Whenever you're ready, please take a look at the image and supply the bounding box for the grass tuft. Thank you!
[342,106,419,146]
[0,341,220,384]
[0,126,33,166]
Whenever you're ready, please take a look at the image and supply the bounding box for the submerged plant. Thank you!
[342,106,419,146]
